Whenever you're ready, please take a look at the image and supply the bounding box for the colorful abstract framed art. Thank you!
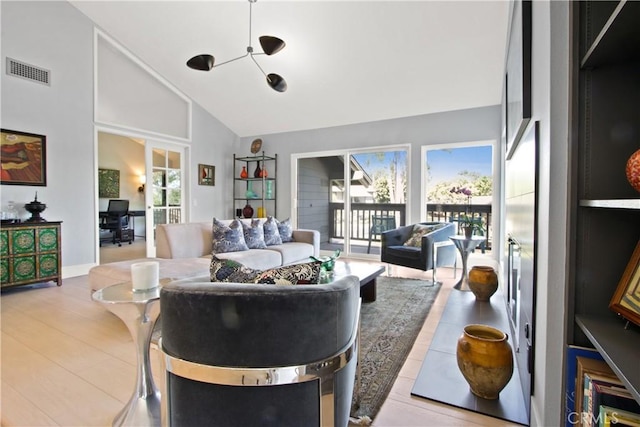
[0,128,47,186]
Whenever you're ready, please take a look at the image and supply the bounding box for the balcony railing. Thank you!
[329,203,406,242]
[327,202,492,250]
[153,207,181,225]
[426,203,492,250]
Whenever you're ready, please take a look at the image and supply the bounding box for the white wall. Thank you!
[1,1,238,276]
[529,1,571,426]
[1,1,95,275]
[188,103,238,223]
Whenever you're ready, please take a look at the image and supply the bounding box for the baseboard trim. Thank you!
[63,263,96,278]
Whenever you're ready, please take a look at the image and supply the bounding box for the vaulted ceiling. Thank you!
[70,1,510,137]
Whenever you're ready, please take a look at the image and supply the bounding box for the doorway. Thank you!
[96,131,187,263]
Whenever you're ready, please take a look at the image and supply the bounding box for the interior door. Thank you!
[144,141,186,257]
[347,150,407,256]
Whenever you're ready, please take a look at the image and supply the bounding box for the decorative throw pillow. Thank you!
[253,261,322,285]
[242,219,267,249]
[263,216,283,246]
[403,223,444,247]
[212,218,249,254]
[210,256,260,283]
[276,218,294,243]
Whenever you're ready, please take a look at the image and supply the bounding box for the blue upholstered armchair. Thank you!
[381,222,457,277]
[159,275,361,427]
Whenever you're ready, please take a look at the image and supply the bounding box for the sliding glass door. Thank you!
[346,151,407,255]
[296,154,347,255]
[295,147,408,258]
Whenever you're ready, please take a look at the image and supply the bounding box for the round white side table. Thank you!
[450,235,486,291]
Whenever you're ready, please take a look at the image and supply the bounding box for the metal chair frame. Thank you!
[432,240,457,285]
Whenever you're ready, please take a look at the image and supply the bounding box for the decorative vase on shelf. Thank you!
[254,162,262,178]
[259,167,268,178]
[242,204,254,218]
[626,148,640,192]
[240,166,248,179]
[456,324,513,400]
[245,181,257,199]
[265,180,273,199]
[468,266,498,301]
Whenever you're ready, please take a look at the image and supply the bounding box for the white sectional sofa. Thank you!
[88,219,320,293]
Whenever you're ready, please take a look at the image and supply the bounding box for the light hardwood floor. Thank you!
[1,252,519,426]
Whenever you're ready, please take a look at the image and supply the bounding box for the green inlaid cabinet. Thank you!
[0,221,62,290]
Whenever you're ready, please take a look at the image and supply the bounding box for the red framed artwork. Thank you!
[1,128,47,186]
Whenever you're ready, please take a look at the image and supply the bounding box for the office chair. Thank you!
[100,199,131,246]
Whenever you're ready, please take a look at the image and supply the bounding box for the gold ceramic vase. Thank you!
[468,266,498,301]
[456,324,513,400]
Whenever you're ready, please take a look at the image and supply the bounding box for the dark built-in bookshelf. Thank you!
[569,0,640,406]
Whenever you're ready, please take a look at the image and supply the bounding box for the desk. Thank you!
[92,283,161,426]
[450,236,486,291]
[99,212,134,245]
[128,211,146,240]
[100,211,146,243]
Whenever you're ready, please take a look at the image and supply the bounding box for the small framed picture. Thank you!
[198,164,215,186]
[1,128,47,186]
[609,239,640,326]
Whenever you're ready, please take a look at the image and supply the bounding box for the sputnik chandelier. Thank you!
[186,0,287,92]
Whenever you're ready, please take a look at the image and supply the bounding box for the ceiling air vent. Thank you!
[6,57,50,86]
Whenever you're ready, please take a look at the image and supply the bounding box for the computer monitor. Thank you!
[107,199,129,213]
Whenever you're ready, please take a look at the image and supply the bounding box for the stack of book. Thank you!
[575,355,640,426]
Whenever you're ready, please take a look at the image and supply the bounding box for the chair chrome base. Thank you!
[432,240,457,287]
[112,392,161,427]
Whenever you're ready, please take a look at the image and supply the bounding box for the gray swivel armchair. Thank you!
[159,275,361,427]
[381,222,457,282]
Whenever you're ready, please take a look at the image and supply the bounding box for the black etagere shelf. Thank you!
[233,152,277,218]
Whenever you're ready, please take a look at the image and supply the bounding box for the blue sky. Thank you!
[351,146,491,184]
[352,151,407,173]
[426,146,492,184]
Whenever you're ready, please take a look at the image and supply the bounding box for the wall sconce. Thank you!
[138,174,146,193]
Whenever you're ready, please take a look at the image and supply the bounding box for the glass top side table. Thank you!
[92,282,161,427]
[450,235,486,291]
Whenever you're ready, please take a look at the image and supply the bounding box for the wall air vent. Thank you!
[6,57,50,86]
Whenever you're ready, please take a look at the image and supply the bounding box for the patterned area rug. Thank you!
[351,276,441,421]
